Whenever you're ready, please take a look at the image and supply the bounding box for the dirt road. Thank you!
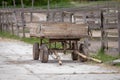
[0,38,120,80]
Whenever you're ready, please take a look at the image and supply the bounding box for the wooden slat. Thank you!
[30,22,88,38]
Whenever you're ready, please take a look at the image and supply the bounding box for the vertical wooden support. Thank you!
[118,11,120,55]
[70,13,73,23]
[47,13,49,22]
[30,12,33,22]
[23,27,25,38]
[1,13,3,31]
[0,9,2,31]
[0,13,2,31]
[16,25,19,36]
[11,23,14,35]
[21,12,25,37]
[31,0,34,22]
[2,14,5,31]
[52,12,55,22]
[6,13,9,32]
[73,16,76,24]
[47,0,50,21]
[13,11,19,36]
[61,12,64,22]
[100,10,105,51]
[83,14,87,24]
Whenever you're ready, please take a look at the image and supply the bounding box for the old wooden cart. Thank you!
[30,22,89,64]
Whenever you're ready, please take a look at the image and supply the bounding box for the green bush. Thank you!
[0,0,71,7]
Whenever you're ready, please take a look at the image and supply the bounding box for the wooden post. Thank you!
[16,26,19,36]
[100,10,105,51]
[73,15,76,23]
[70,13,73,23]
[13,11,19,36]
[118,11,120,55]
[47,0,50,21]
[21,0,25,37]
[61,12,64,22]
[0,13,2,31]
[11,23,14,35]
[6,13,8,32]
[2,13,5,32]
[52,12,55,22]
[1,13,3,32]
[30,12,33,22]
[30,0,34,22]
[21,12,25,37]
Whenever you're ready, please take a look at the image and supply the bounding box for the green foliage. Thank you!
[21,37,40,44]
[0,0,71,7]
[0,31,20,39]
[0,31,62,48]
[92,48,119,62]
[0,0,116,9]
[113,63,120,66]
[0,31,39,44]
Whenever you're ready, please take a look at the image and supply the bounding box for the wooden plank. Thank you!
[118,11,120,55]
[101,10,105,51]
[75,50,102,63]
[21,12,25,37]
[11,23,14,35]
[30,22,88,38]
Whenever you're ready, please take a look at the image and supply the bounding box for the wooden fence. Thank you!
[0,1,120,55]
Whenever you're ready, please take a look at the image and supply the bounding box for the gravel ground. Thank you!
[0,38,120,80]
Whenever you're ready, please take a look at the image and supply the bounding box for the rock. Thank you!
[112,59,120,65]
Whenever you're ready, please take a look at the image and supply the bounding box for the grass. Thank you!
[21,37,40,44]
[91,48,120,67]
[0,31,62,48]
[0,31,20,40]
[113,63,120,66]
[0,0,110,9]
[40,2,74,9]
[0,31,40,44]
[4,1,74,9]
[92,48,119,62]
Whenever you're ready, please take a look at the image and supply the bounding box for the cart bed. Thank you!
[30,22,88,39]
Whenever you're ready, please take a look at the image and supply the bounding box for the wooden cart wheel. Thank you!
[71,52,78,60]
[33,43,40,60]
[71,42,78,60]
[79,43,88,62]
[40,44,49,63]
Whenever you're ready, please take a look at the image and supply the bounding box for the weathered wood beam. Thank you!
[101,10,106,51]
[75,50,102,63]
[118,11,120,55]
